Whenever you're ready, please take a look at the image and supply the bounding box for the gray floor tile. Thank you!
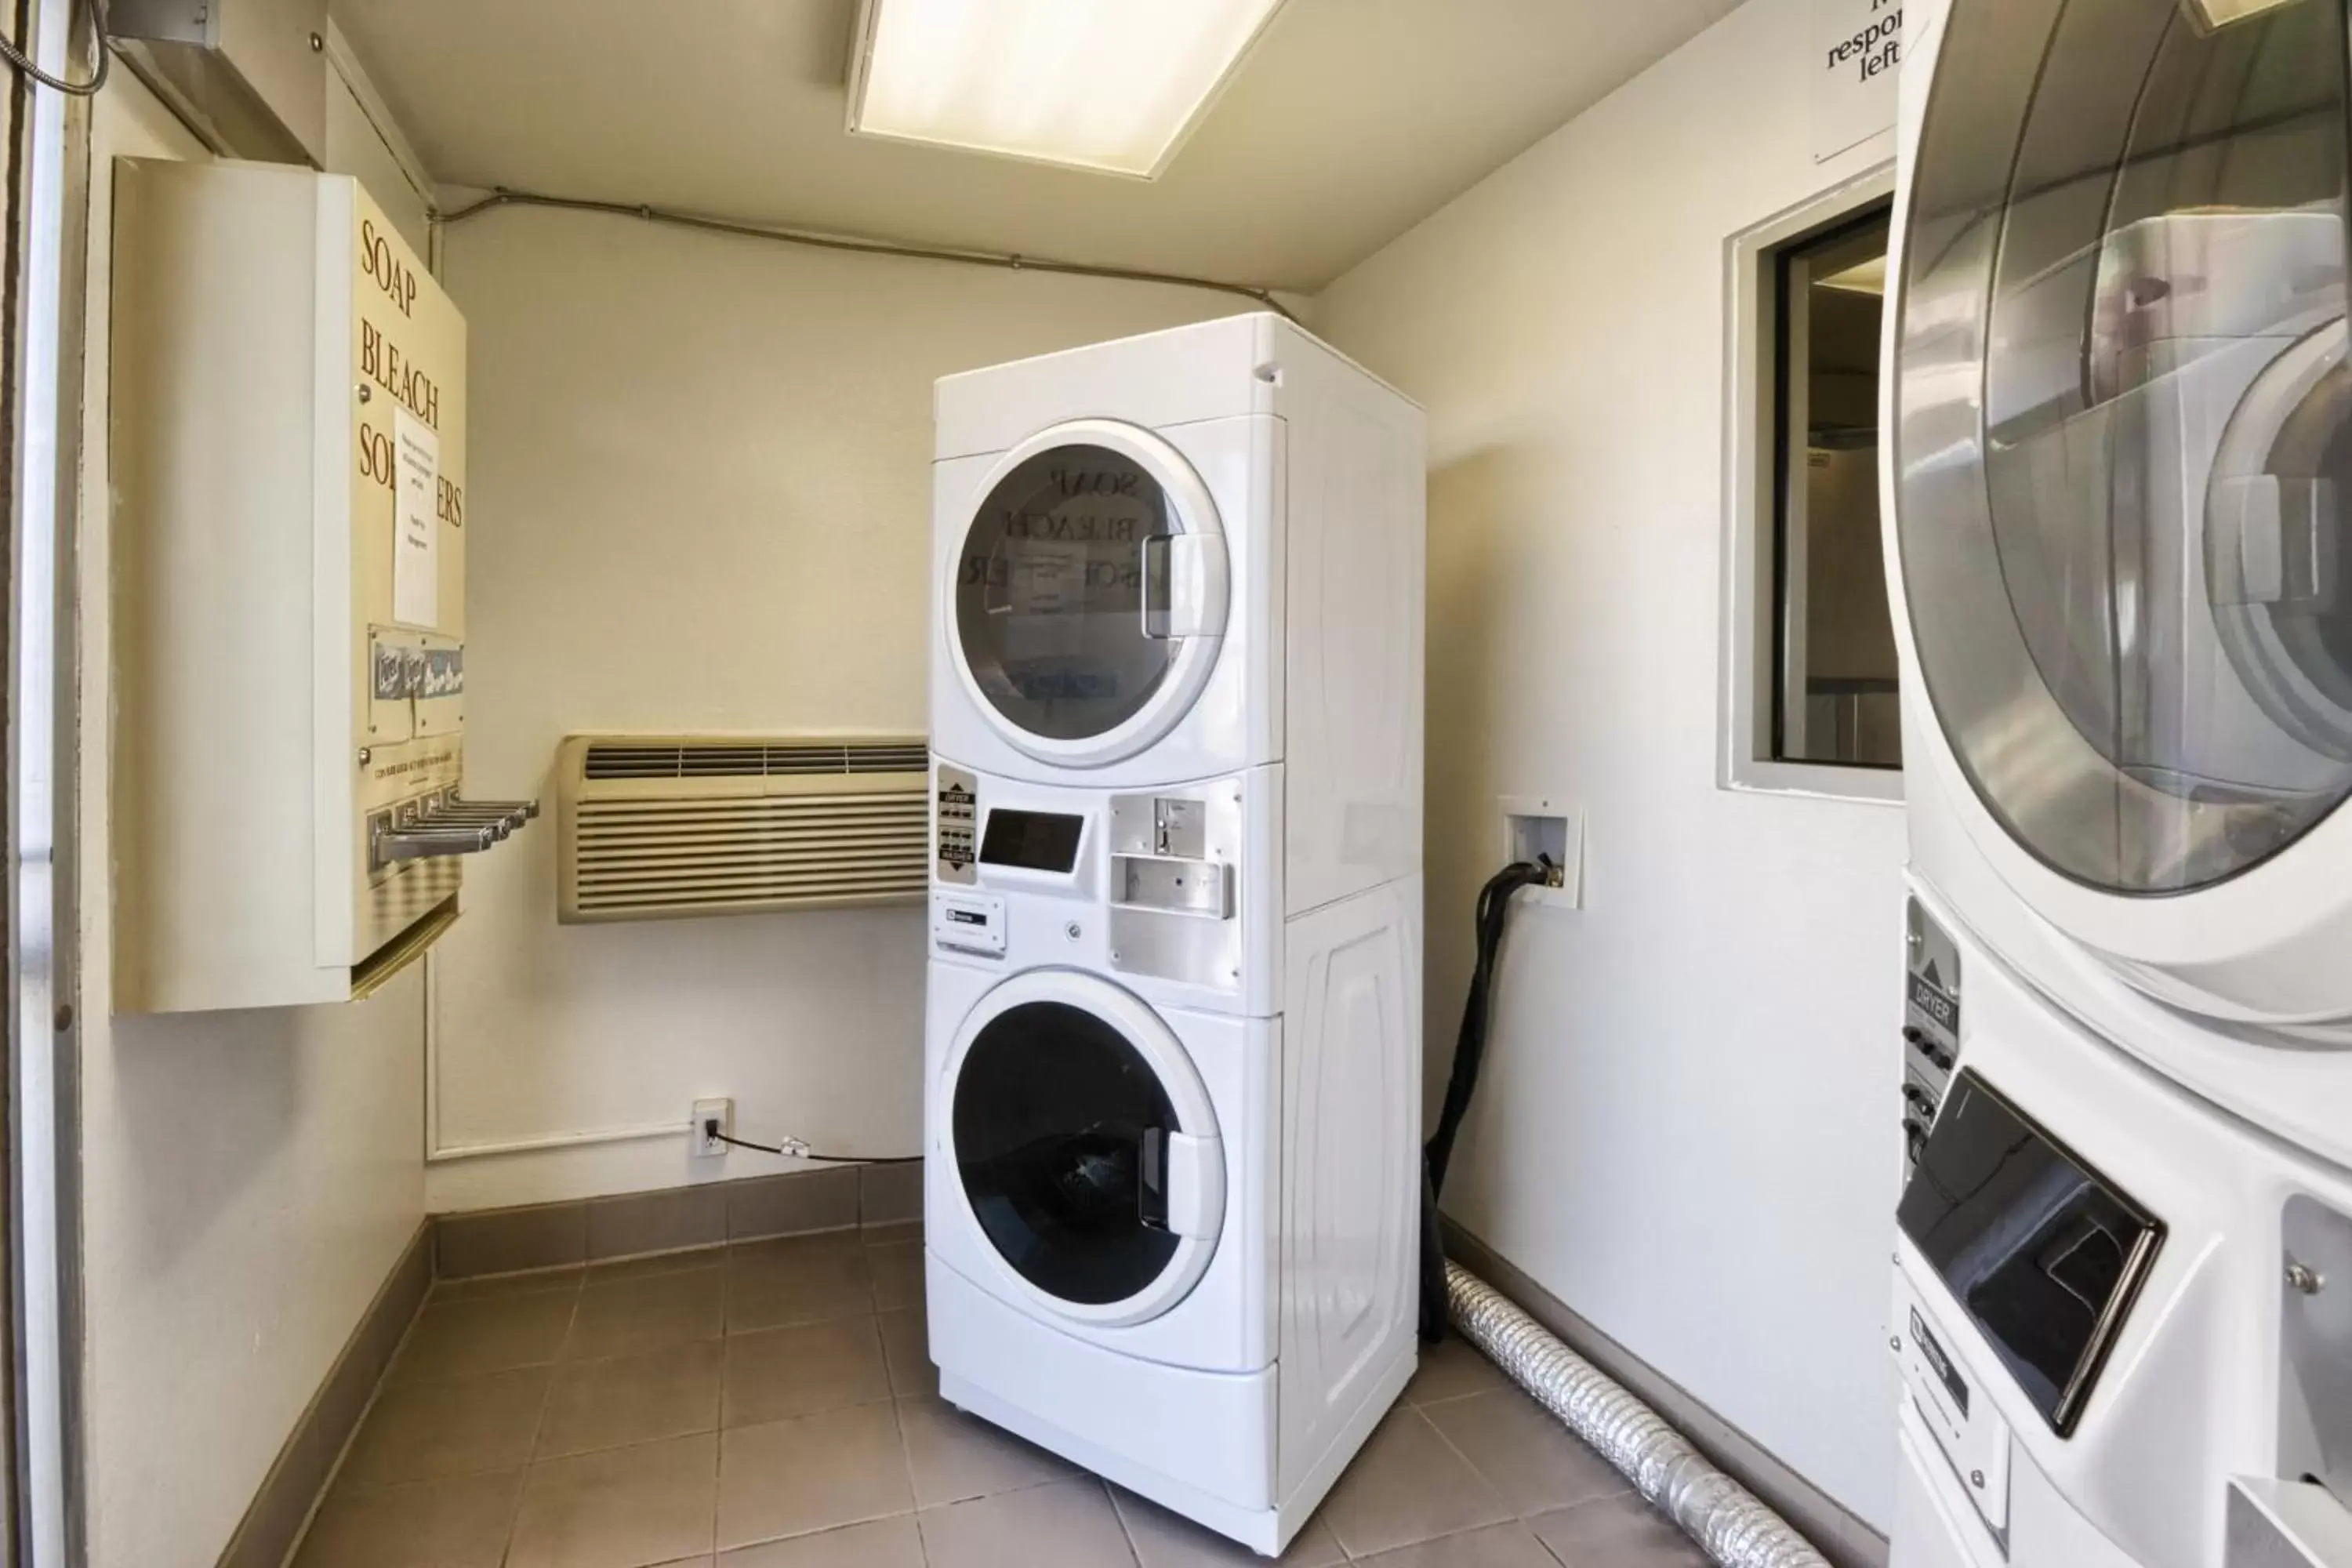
[341,1366,552,1487]
[866,1241,923,1314]
[587,1246,728,1286]
[1109,1488,1345,1566]
[292,1468,523,1568]
[916,1478,1135,1568]
[539,1340,725,1458]
[1421,1388,1630,1516]
[1316,1406,1512,1559]
[431,1266,584,1303]
[717,1515,924,1566]
[877,1310,935,1399]
[566,1265,727,1360]
[1352,1520,1561,1566]
[508,1432,719,1568]
[394,1290,578,1384]
[1403,1336,1507,1406]
[1530,1492,1710,1567]
[897,1393,1079,1508]
[716,1400,913,1550]
[723,1317,891,1428]
[726,1234,873,1331]
[860,1220,922,1247]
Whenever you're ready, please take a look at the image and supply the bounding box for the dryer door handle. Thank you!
[1140,534,1225,641]
[1139,1129,1223,1240]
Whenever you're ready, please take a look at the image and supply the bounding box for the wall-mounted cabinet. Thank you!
[111,160,528,1013]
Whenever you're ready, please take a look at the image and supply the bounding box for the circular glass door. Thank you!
[1896,0,2352,894]
[946,975,1221,1323]
[952,420,1229,766]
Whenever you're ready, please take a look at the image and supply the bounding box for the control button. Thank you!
[1902,1024,1926,1047]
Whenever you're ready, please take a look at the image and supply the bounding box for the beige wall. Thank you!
[423,205,1245,1211]
[1316,0,1905,1531]
[75,68,435,1568]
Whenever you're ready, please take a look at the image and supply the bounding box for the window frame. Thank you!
[1719,164,1904,805]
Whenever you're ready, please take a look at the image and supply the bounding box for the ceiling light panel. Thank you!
[847,0,1288,179]
[2186,0,2301,28]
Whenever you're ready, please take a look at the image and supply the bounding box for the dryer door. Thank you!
[944,970,1225,1329]
[949,419,1231,770]
[1897,0,2352,900]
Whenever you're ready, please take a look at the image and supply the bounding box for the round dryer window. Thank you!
[952,421,1229,765]
[946,976,1223,1325]
[1894,0,2352,894]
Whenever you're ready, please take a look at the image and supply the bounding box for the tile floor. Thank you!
[293,1228,1709,1568]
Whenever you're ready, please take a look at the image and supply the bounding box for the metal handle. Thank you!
[1141,534,1172,640]
[373,820,498,865]
[399,802,511,839]
[448,795,540,822]
[418,806,520,832]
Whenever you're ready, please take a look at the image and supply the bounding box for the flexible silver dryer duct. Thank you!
[1446,1261,1831,1568]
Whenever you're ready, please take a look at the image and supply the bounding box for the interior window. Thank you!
[1775,206,1901,769]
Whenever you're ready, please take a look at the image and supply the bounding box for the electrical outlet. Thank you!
[692,1098,733,1158]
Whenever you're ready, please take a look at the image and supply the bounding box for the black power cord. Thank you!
[702,1120,922,1166]
[1420,857,1555,1341]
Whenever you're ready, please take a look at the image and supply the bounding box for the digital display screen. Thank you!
[1897,1070,2161,1436]
[979,810,1083,873]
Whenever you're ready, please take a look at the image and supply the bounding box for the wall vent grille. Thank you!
[557,734,929,924]
[582,741,934,781]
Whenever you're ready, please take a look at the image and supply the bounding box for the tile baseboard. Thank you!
[216,1221,432,1568]
[434,1161,922,1279]
[1443,1219,1890,1568]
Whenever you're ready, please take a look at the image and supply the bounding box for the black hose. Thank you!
[1421,858,1552,1341]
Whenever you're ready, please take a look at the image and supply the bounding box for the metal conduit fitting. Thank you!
[1446,1261,1831,1568]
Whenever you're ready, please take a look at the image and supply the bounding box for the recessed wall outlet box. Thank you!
[1498,795,1586,910]
[693,1098,734,1158]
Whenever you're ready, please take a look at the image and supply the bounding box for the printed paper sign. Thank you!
[393,406,440,628]
[1813,0,1902,162]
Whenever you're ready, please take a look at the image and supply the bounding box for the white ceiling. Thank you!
[333,0,1740,293]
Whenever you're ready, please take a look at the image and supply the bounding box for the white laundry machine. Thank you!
[1886,2,2352,1565]
[931,315,1425,808]
[922,318,1426,1555]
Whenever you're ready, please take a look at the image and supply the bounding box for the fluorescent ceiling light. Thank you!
[846,0,1288,180]
[2186,0,2300,29]
[1818,255,1888,296]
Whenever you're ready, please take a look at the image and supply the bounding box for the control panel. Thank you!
[110,161,533,1011]
[935,763,978,884]
[1902,897,1962,1172]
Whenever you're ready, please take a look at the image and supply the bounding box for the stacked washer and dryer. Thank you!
[921,314,1428,1555]
[1887,2,2352,1566]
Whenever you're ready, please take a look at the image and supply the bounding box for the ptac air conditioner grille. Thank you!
[557,735,930,924]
